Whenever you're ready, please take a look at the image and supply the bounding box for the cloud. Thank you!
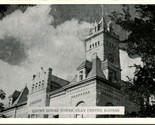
[0,5,92,96]
[0,36,27,65]
[0,5,142,100]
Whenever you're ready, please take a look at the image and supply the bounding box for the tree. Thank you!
[110,5,155,117]
[0,89,6,111]
[0,89,5,100]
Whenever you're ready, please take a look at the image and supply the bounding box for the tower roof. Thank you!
[86,16,119,40]
[87,54,106,79]
[76,60,92,71]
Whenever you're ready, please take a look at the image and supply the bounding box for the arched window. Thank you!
[95,42,97,47]
[98,41,100,45]
[76,101,85,107]
[75,101,86,118]
[90,44,91,49]
[92,43,94,48]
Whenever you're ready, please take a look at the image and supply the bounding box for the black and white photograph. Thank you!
[0,4,154,119]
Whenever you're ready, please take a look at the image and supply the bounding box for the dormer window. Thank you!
[78,68,87,82]
[77,60,92,82]
[79,70,84,81]
[8,98,12,106]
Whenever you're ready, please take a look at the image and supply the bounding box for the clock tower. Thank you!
[84,17,121,85]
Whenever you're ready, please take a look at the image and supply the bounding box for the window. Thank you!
[30,114,36,118]
[98,41,100,45]
[90,44,91,49]
[8,98,12,106]
[75,101,85,118]
[109,70,117,83]
[39,82,41,89]
[108,53,114,63]
[92,43,94,48]
[35,83,38,90]
[95,42,97,47]
[79,70,83,80]
[53,115,59,118]
[98,23,102,30]
[79,71,83,80]
[32,84,34,92]
[76,114,83,118]
[42,80,44,88]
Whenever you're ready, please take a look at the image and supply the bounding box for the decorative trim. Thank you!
[71,91,90,98]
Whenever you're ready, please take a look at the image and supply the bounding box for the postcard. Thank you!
[0,3,155,124]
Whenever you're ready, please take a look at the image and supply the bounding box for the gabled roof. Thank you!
[8,90,20,98]
[87,55,106,79]
[70,54,106,84]
[13,86,29,105]
[8,90,21,104]
[76,60,92,71]
[69,75,77,85]
[49,75,69,87]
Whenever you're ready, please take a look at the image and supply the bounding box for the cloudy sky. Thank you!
[0,5,142,98]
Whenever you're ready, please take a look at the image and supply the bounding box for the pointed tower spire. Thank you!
[101,4,107,30]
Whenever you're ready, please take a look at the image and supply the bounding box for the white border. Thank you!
[0,0,154,4]
[1,118,155,124]
[0,1,155,124]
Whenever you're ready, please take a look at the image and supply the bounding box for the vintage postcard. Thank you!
[0,3,155,124]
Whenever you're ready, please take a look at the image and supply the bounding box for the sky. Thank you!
[0,5,142,99]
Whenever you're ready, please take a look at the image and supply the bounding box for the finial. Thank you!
[107,20,113,32]
[41,67,44,71]
[33,75,36,80]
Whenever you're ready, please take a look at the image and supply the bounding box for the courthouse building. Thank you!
[0,17,138,118]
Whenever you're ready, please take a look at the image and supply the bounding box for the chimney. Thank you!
[33,75,36,80]
[41,67,44,71]
[48,68,52,76]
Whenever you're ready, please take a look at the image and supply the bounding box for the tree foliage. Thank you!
[0,89,5,112]
[110,5,155,64]
[0,89,5,100]
[110,5,155,117]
